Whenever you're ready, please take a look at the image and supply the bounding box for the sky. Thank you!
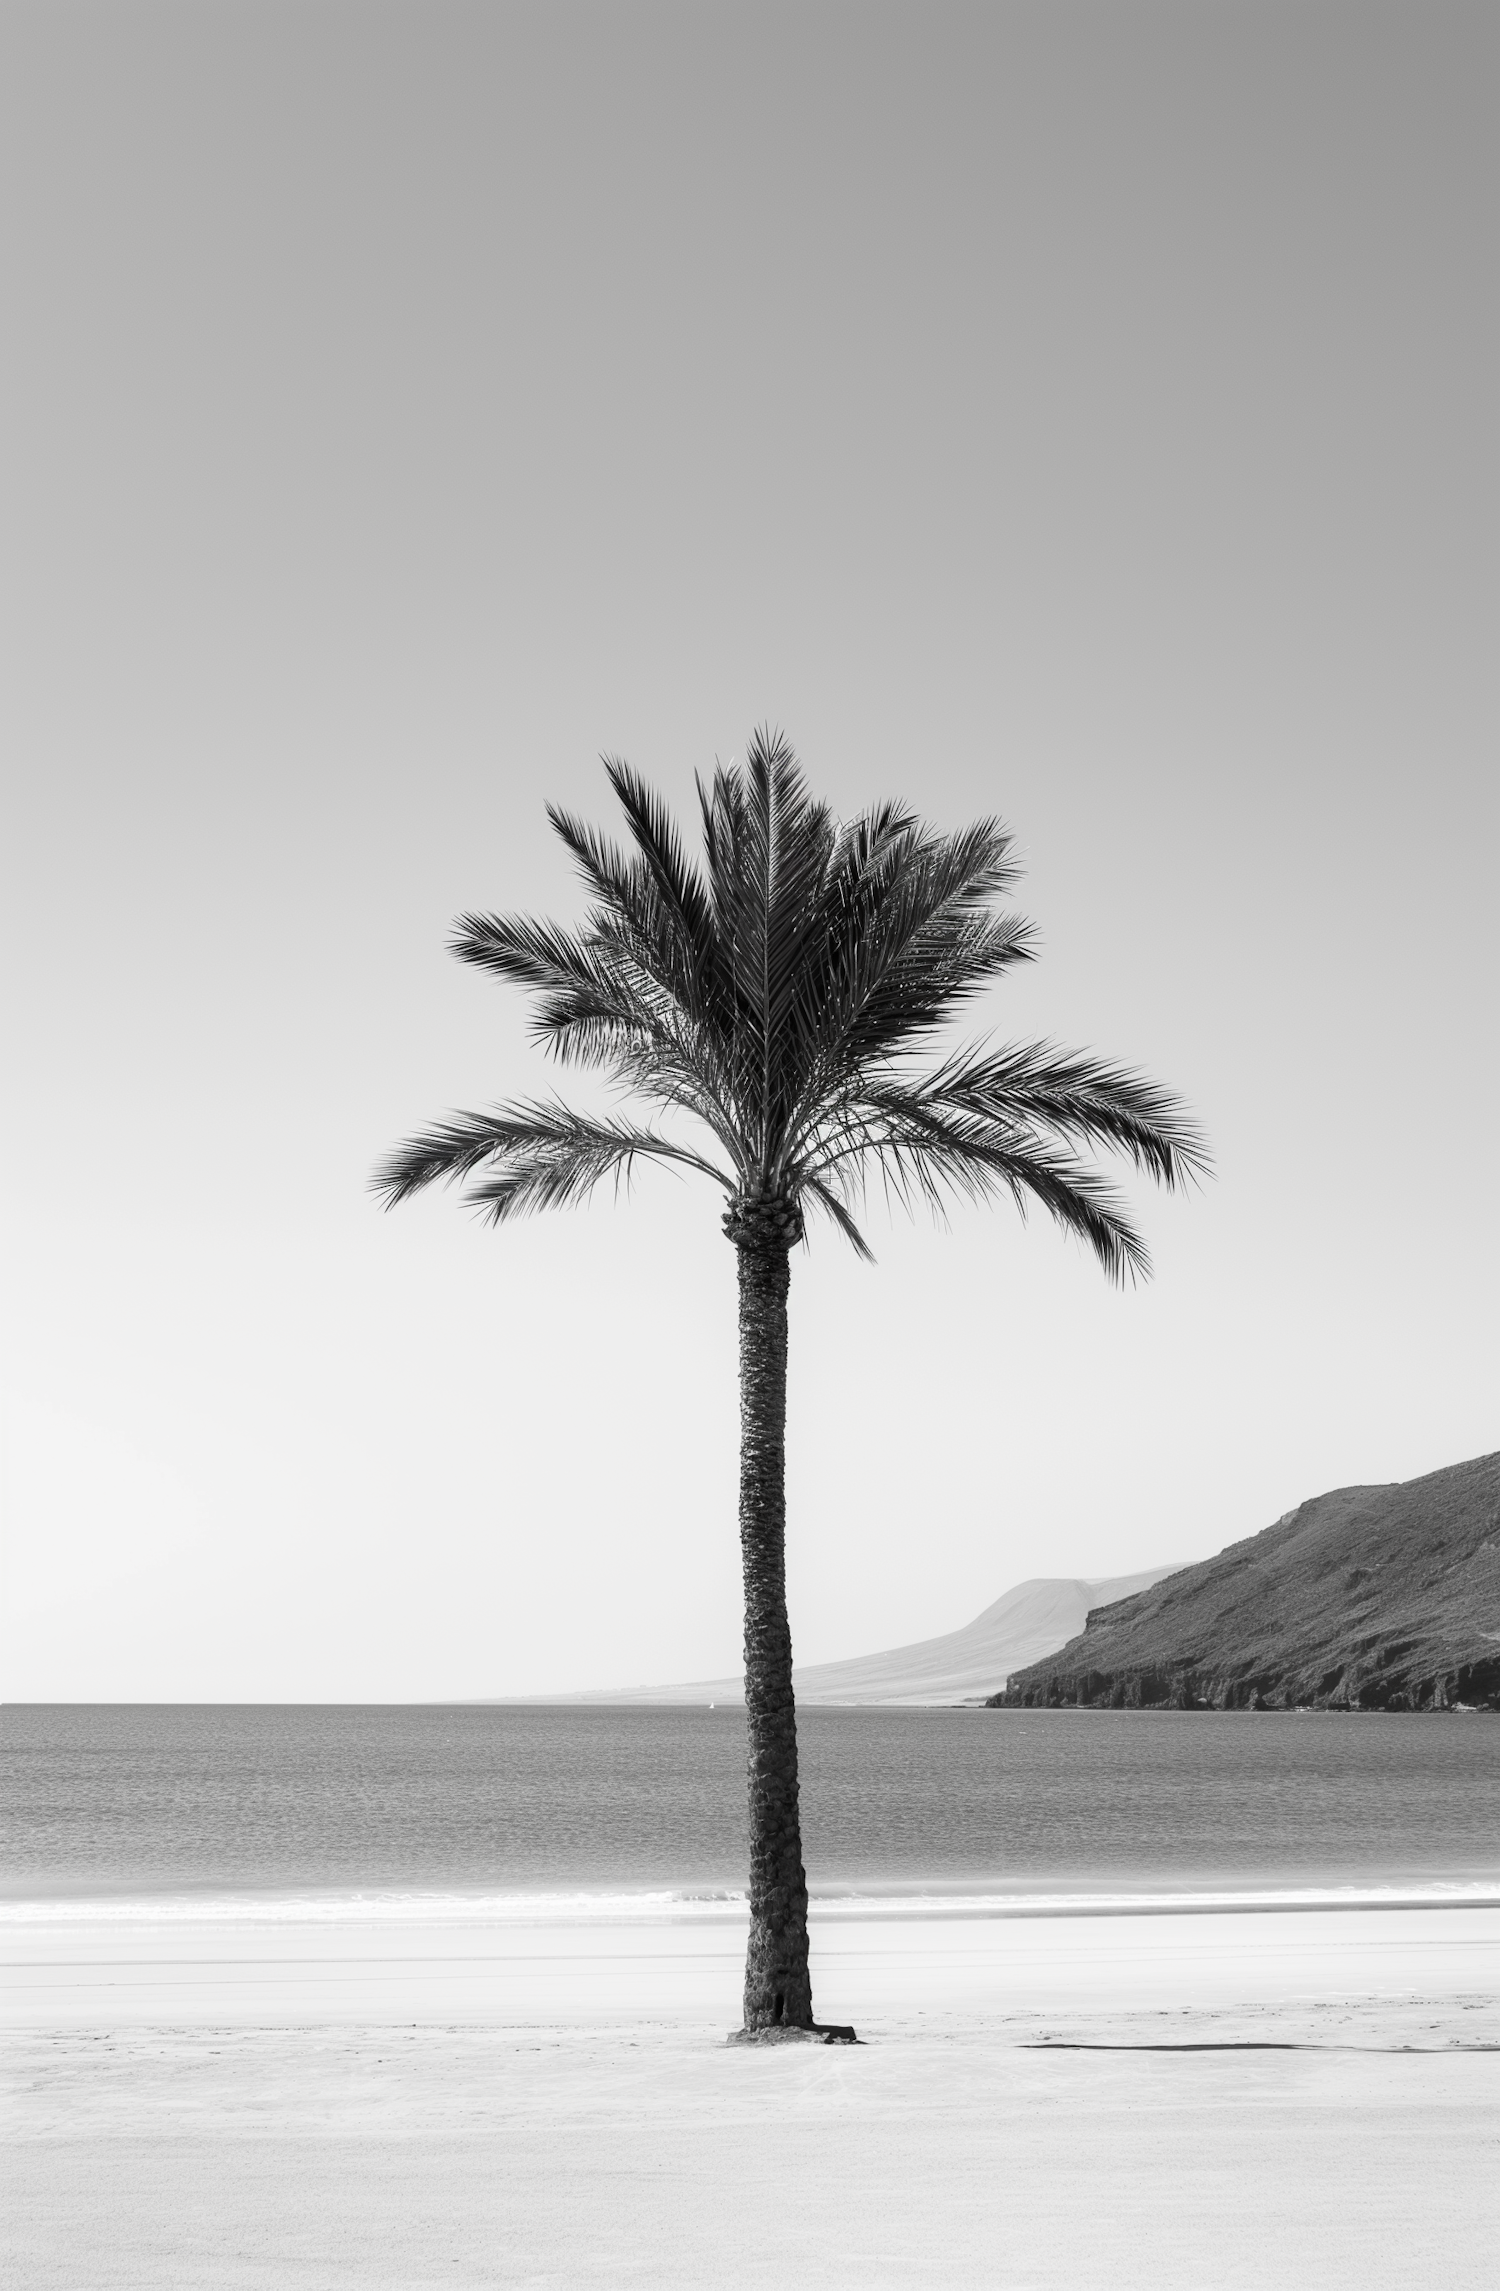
[2,0,1495,1701]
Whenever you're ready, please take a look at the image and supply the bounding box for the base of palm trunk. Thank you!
[727,2022,859,2046]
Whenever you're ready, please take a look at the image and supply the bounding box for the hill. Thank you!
[994,1451,1500,1712]
[536,1565,1183,1707]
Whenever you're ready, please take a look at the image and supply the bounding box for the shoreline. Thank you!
[6,1892,1498,2032]
[4,1872,1498,1920]
[8,1894,1497,2287]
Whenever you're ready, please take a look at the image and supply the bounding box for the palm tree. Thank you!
[374,729,1207,2039]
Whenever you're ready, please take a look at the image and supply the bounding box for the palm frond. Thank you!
[922,1040,1210,1188]
[799,1175,876,1261]
[371,1102,729,1220]
[543,801,640,921]
[449,910,600,989]
[767,827,1038,1167]
[693,729,841,1167]
[603,758,716,978]
[802,1094,1152,1284]
[450,912,653,1067]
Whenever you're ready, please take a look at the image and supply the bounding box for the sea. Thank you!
[2,1704,1496,1923]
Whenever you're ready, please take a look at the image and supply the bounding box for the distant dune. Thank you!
[540,1565,1184,1707]
[997,1451,1500,1712]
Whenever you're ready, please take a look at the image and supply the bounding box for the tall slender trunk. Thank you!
[734,1233,814,2030]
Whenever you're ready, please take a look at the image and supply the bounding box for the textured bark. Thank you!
[733,1232,814,2031]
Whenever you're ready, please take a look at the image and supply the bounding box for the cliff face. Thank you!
[992,1451,1500,1713]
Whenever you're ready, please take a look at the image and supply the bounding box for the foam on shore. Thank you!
[3,1875,1497,1924]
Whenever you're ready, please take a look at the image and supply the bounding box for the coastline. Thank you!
[4,1871,1500,1921]
[5,1883,1498,2030]
[8,1718,1499,2284]
[5,1888,1498,2289]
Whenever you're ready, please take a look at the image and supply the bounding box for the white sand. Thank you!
[5,1900,1498,2288]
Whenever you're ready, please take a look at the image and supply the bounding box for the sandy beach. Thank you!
[5,1896,1497,2289]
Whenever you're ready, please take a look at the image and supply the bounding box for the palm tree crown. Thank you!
[373,729,1207,1258]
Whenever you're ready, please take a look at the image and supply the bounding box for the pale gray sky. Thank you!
[3,1,1495,1699]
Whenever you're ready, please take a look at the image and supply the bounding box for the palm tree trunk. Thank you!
[735,1233,814,2031]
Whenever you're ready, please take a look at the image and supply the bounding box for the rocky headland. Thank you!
[992,1450,1500,1712]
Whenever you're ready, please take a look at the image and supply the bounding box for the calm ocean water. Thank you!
[2,1704,1496,1907]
